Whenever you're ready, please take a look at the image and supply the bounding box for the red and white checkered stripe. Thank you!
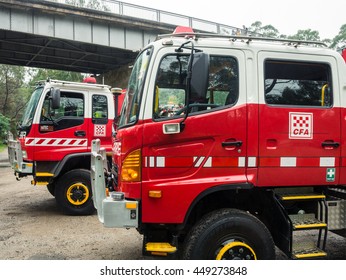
[25,138,87,147]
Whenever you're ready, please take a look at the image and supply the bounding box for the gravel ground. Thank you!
[0,150,345,260]
[0,153,146,260]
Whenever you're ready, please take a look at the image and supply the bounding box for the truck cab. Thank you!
[92,30,346,259]
[8,79,118,215]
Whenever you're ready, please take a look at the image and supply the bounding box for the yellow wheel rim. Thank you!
[66,183,89,206]
[216,241,257,260]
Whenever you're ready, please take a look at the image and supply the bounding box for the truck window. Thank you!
[40,91,84,132]
[264,60,332,107]
[92,94,108,124]
[153,55,239,119]
[118,47,152,127]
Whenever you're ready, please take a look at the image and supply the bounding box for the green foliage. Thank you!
[0,64,29,133]
[330,24,346,49]
[28,69,84,87]
[248,21,280,38]
[0,113,10,142]
[248,21,346,49]
[288,29,320,41]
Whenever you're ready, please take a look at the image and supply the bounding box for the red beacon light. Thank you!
[173,26,195,39]
[83,75,96,84]
[173,26,194,34]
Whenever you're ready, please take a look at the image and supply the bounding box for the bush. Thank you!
[0,113,10,143]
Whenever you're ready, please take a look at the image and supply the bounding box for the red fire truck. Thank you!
[8,79,123,215]
[91,28,346,259]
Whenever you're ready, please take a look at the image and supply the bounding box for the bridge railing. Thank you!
[45,0,244,35]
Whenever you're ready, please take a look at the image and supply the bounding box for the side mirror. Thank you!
[190,52,209,101]
[50,88,60,109]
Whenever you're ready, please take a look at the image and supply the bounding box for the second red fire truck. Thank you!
[8,79,123,215]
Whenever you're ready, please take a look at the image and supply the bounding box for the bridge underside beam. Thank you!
[0,0,174,73]
[0,29,137,74]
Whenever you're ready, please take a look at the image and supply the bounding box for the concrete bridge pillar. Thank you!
[97,63,132,89]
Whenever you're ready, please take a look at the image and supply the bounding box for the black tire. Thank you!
[47,183,55,197]
[182,208,275,260]
[55,169,95,215]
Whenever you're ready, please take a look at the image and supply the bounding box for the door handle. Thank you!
[322,141,340,148]
[222,141,243,147]
[74,130,86,137]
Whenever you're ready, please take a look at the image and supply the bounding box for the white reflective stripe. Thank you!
[280,157,297,167]
[238,157,246,167]
[204,157,212,168]
[194,157,205,167]
[143,156,339,168]
[156,157,165,167]
[320,157,335,167]
[248,157,257,167]
[149,157,155,167]
[25,138,87,146]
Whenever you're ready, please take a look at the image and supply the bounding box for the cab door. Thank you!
[90,93,114,152]
[34,90,88,162]
[257,52,341,186]
[140,49,248,223]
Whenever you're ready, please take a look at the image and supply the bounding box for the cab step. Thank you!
[293,247,327,259]
[31,172,54,186]
[292,241,327,259]
[31,180,49,186]
[279,193,326,201]
[289,214,327,230]
[145,242,177,256]
[274,188,328,259]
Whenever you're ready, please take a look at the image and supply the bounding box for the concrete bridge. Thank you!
[0,0,243,85]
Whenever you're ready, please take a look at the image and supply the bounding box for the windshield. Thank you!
[118,47,152,127]
[20,86,44,127]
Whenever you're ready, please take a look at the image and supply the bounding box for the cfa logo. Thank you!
[289,112,313,139]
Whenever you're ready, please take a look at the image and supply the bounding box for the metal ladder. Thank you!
[276,189,328,259]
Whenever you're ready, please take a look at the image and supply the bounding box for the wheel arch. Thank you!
[182,184,277,235]
[53,153,91,179]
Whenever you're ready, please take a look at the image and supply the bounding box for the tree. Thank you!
[288,29,320,41]
[330,24,346,49]
[28,68,84,87]
[0,113,10,143]
[248,21,280,38]
[0,65,30,133]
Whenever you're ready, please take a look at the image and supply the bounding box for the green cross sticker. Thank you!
[326,168,335,182]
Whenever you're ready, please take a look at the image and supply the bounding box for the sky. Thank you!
[121,0,344,40]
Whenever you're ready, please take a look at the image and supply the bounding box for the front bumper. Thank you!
[91,139,138,228]
[7,132,33,176]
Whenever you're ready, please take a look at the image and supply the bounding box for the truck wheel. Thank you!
[47,183,55,197]
[182,208,275,260]
[55,169,95,215]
